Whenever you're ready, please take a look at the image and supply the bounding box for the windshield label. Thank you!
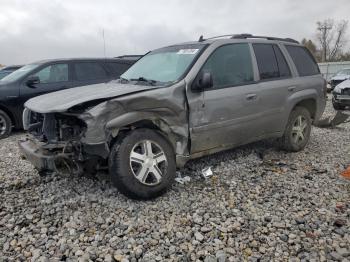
[177,49,199,55]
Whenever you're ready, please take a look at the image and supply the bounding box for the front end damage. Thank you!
[19,110,92,175]
[19,82,190,175]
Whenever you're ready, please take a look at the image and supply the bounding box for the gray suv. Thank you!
[19,34,326,199]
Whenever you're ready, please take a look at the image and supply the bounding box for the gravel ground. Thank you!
[0,99,349,262]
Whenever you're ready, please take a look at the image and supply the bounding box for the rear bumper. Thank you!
[18,138,56,172]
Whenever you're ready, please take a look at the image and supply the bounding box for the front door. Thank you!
[18,63,71,119]
[188,43,262,153]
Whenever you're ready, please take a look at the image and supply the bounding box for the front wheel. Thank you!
[109,129,176,200]
[0,109,12,139]
[280,107,312,152]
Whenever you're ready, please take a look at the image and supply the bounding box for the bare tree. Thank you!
[316,19,348,62]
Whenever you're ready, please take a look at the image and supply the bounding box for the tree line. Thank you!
[302,19,349,62]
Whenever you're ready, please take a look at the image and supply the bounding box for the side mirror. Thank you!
[192,71,213,91]
[26,76,40,88]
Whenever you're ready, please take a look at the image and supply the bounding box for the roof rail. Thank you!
[116,55,142,60]
[198,34,299,44]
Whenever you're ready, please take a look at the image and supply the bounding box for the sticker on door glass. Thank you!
[177,49,199,55]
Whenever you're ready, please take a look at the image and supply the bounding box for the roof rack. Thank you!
[198,34,299,44]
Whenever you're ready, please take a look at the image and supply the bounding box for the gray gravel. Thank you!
[1,98,349,261]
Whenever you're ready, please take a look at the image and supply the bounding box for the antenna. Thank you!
[102,29,106,58]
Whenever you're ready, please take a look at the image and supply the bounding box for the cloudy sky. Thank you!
[0,0,349,65]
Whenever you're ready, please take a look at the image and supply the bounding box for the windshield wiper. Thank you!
[130,77,157,86]
[118,77,130,83]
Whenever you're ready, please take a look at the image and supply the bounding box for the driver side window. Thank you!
[32,64,68,84]
[201,43,254,88]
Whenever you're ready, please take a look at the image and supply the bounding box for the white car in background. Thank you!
[329,68,350,91]
[332,79,350,110]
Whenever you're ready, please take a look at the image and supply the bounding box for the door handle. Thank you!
[288,86,296,92]
[246,93,257,100]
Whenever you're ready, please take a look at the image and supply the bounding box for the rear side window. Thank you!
[253,44,291,80]
[201,43,254,88]
[285,46,320,76]
[74,62,108,81]
[106,62,131,76]
[273,45,291,77]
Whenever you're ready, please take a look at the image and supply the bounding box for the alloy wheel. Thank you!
[129,140,168,186]
[0,115,7,136]
[291,115,308,144]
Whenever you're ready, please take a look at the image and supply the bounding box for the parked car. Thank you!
[329,68,350,91]
[0,65,23,80]
[0,57,139,138]
[332,79,350,110]
[19,34,326,199]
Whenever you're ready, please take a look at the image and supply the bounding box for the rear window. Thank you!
[74,62,108,81]
[253,44,291,80]
[285,46,320,76]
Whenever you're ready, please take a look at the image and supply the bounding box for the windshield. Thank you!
[0,71,12,80]
[1,64,39,82]
[336,69,350,76]
[121,44,206,84]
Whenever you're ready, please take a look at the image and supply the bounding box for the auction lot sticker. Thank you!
[177,49,199,54]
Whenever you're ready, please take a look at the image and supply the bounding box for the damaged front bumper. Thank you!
[18,138,57,172]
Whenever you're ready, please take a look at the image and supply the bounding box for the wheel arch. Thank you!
[106,112,189,158]
[292,98,316,120]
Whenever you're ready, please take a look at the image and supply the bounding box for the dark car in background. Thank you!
[0,57,140,138]
[0,65,23,80]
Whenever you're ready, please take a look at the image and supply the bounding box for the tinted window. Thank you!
[74,62,108,81]
[201,43,254,88]
[106,62,131,76]
[33,64,68,83]
[253,44,279,80]
[286,46,319,76]
[273,45,291,77]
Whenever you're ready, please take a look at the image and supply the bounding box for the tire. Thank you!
[332,99,346,110]
[0,109,12,139]
[280,106,312,152]
[109,128,176,200]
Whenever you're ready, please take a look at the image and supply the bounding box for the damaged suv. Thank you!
[20,34,326,199]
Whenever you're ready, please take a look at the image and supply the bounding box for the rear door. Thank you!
[252,43,294,135]
[72,61,110,87]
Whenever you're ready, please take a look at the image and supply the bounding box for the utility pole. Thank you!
[102,29,106,58]
[317,22,332,62]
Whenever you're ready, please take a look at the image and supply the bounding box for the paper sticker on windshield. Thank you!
[177,49,199,55]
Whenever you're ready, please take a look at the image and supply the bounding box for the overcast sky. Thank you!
[0,0,349,65]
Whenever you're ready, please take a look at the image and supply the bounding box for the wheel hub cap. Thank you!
[0,115,7,136]
[291,116,308,144]
[129,140,167,186]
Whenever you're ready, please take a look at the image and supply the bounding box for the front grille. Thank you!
[25,109,86,143]
[342,88,350,96]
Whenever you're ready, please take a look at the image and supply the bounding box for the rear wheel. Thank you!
[280,107,312,152]
[0,109,12,139]
[109,129,176,199]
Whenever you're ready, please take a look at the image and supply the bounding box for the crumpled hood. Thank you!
[331,75,350,81]
[334,79,350,93]
[25,81,159,113]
